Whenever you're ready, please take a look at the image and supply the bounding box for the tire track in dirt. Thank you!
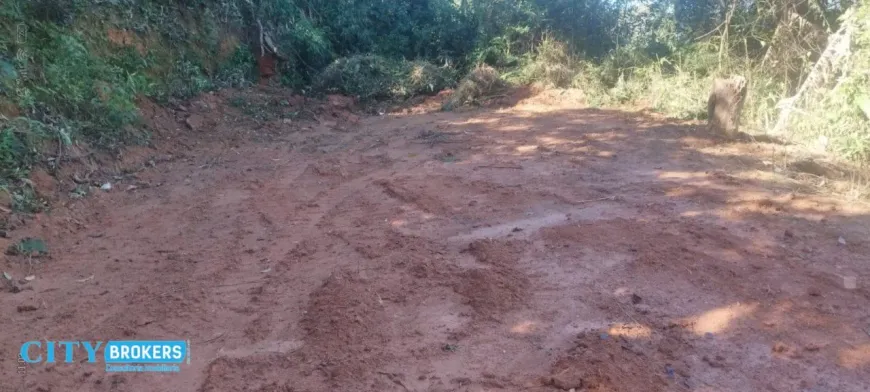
[188,144,444,391]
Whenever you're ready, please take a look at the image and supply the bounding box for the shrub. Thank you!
[314,55,401,101]
[215,45,256,89]
[314,55,456,101]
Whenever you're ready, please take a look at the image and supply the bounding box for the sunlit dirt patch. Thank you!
[608,322,653,338]
[686,303,758,335]
[839,344,870,370]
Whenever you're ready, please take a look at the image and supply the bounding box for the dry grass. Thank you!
[442,65,505,110]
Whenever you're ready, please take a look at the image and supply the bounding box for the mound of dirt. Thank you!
[545,330,688,392]
[464,238,525,265]
[452,267,529,318]
[301,272,390,382]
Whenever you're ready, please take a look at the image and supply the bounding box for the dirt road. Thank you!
[2,88,869,391]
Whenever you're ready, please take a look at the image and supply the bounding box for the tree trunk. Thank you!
[708,76,748,138]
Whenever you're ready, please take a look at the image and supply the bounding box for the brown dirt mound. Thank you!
[545,330,686,392]
[199,356,295,392]
[301,272,391,381]
[464,238,525,265]
[453,267,529,318]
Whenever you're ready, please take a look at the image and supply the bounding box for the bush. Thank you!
[314,55,401,100]
[314,55,456,101]
[215,45,256,89]
[512,36,575,88]
[570,62,609,105]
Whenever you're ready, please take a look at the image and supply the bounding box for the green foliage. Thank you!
[0,0,259,201]
[0,119,38,181]
[216,45,256,89]
[314,55,401,101]
[166,59,213,100]
[314,55,456,101]
[784,4,870,162]
[307,0,476,62]
[8,236,48,256]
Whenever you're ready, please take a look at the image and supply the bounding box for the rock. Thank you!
[823,270,858,290]
[631,293,642,304]
[185,114,205,131]
[838,236,847,245]
[101,183,112,191]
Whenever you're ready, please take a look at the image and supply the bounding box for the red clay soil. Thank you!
[1,87,869,392]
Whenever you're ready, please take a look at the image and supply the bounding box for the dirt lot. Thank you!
[2,87,869,392]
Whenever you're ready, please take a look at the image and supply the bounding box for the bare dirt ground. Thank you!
[2,87,869,392]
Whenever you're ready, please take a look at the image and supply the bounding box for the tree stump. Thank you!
[707,76,748,138]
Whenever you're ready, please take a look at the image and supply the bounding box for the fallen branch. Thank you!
[75,275,95,283]
[476,164,522,170]
[694,20,726,41]
[571,195,618,204]
[377,372,410,391]
[199,332,226,344]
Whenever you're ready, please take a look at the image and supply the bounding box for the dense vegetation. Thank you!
[0,0,867,210]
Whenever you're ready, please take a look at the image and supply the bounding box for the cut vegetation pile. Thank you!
[443,65,504,110]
